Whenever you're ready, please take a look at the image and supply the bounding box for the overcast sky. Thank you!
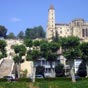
[0,0,88,35]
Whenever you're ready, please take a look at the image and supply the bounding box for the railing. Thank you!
[9,60,14,76]
[0,58,4,66]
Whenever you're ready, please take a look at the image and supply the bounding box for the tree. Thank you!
[33,40,40,47]
[80,42,88,77]
[24,39,32,48]
[60,36,81,82]
[36,66,45,77]
[0,40,7,59]
[25,26,45,39]
[0,25,7,38]
[55,63,64,77]
[40,41,60,77]
[13,44,26,78]
[17,31,24,39]
[26,49,41,82]
[7,32,16,39]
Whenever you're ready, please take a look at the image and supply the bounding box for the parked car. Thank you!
[3,76,14,81]
[35,75,43,78]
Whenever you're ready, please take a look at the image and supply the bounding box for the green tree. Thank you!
[55,63,64,77]
[0,40,7,59]
[80,42,88,77]
[7,32,16,39]
[25,26,45,39]
[13,44,26,78]
[0,25,7,38]
[60,36,81,82]
[36,66,45,77]
[26,49,41,82]
[24,39,32,48]
[17,31,24,39]
[40,41,60,77]
[33,40,40,47]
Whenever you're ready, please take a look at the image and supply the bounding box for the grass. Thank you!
[0,78,88,88]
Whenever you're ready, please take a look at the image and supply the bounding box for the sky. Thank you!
[0,0,88,35]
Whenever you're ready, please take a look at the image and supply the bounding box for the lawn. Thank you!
[0,78,88,88]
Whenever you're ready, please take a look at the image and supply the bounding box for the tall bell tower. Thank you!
[46,5,56,41]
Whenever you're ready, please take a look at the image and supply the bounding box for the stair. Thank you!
[0,59,14,78]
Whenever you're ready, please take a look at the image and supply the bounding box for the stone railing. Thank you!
[0,58,4,66]
[9,60,14,76]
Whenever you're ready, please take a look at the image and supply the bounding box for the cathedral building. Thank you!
[46,5,88,42]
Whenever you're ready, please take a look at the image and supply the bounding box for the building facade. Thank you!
[35,58,60,77]
[46,5,88,42]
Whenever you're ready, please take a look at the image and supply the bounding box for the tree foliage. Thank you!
[60,36,80,50]
[80,42,88,60]
[0,40,7,59]
[36,66,45,76]
[0,25,7,38]
[13,55,21,64]
[7,32,16,39]
[17,31,24,39]
[55,63,64,77]
[13,44,26,56]
[24,39,32,47]
[26,50,41,61]
[33,40,40,47]
[25,26,45,39]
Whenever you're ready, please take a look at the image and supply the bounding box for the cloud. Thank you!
[10,17,21,22]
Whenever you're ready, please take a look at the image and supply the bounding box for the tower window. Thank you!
[82,29,85,37]
[86,29,88,37]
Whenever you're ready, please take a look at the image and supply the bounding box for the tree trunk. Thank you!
[70,66,76,82]
[69,60,76,82]
[17,63,20,78]
[32,61,36,83]
[86,64,88,77]
[50,61,55,77]
[32,67,36,82]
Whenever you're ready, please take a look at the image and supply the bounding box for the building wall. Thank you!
[55,24,71,37]
[21,61,33,77]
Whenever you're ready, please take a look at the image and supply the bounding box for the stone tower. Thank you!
[46,5,56,41]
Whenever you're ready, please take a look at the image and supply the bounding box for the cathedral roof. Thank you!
[49,4,54,10]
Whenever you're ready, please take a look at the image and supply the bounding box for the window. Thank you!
[60,31,62,33]
[86,29,88,37]
[42,60,46,65]
[82,29,85,37]
[45,68,51,73]
[67,29,69,31]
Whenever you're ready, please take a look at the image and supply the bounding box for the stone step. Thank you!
[0,59,14,78]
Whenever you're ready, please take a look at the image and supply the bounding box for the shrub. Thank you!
[55,63,65,77]
[17,78,31,82]
[0,78,7,82]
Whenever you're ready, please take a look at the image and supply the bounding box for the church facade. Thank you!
[46,5,88,42]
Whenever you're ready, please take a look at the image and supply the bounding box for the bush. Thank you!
[36,66,45,77]
[17,78,31,82]
[78,70,87,77]
[55,63,65,77]
[36,77,72,82]
[77,60,87,77]
[0,78,7,82]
